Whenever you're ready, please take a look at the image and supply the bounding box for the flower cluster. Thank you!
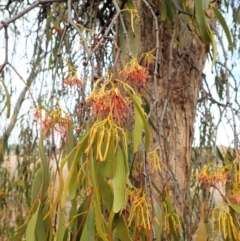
[197,166,229,186]
[88,87,130,126]
[228,186,240,205]
[52,26,63,35]
[62,75,85,88]
[121,58,149,88]
[141,50,156,69]
[32,107,70,140]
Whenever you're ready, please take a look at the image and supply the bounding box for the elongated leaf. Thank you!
[31,168,43,210]
[153,198,162,241]
[210,31,217,67]
[211,5,233,53]
[97,161,114,211]
[0,79,11,118]
[194,0,212,43]
[161,0,167,21]
[56,208,67,241]
[26,202,40,241]
[39,138,49,200]
[194,220,207,241]
[94,199,108,241]
[84,205,95,241]
[126,90,150,151]
[89,150,108,241]
[14,223,28,241]
[112,147,126,213]
[61,131,89,208]
[133,95,144,153]
[119,0,140,62]
[76,195,92,241]
[114,215,133,241]
[36,207,49,241]
[229,204,240,214]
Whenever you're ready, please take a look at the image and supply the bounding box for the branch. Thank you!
[0,0,66,30]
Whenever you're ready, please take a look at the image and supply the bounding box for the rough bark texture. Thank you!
[138,1,208,217]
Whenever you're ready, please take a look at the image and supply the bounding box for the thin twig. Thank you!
[0,0,65,30]
[142,0,160,119]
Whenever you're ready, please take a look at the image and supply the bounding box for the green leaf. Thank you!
[61,130,89,207]
[211,32,217,67]
[31,168,43,209]
[0,79,11,118]
[194,0,212,43]
[211,5,233,53]
[126,90,150,151]
[229,204,240,214]
[94,199,108,241]
[114,215,133,241]
[15,223,28,241]
[76,195,92,240]
[153,198,162,241]
[112,147,126,213]
[161,0,167,21]
[39,138,49,200]
[97,161,114,212]
[165,0,175,23]
[89,149,108,241]
[36,207,49,241]
[26,202,40,241]
[133,95,144,153]
[83,205,95,241]
[235,7,240,24]
[56,208,67,241]
[119,0,140,62]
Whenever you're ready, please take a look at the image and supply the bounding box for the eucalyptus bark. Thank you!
[138,2,208,219]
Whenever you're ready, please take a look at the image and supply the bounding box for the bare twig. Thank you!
[0,0,65,30]
[142,0,160,119]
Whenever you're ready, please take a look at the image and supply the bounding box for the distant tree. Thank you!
[0,0,240,240]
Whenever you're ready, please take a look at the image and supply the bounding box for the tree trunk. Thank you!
[138,1,207,219]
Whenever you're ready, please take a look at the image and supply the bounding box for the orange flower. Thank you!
[63,75,85,88]
[197,166,228,186]
[121,58,149,88]
[90,88,130,125]
[32,107,42,121]
[52,26,63,35]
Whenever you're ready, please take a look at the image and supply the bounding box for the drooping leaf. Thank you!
[76,195,92,241]
[229,204,240,214]
[119,0,141,62]
[85,205,95,241]
[39,137,49,200]
[126,90,150,151]
[194,0,212,43]
[94,199,108,241]
[97,161,114,212]
[112,147,126,213]
[56,208,67,241]
[26,202,40,241]
[0,78,11,118]
[89,149,108,241]
[153,198,162,241]
[161,0,167,21]
[194,220,207,241]
[211,5,233,53]
[61,130,90,208]
[36,206,50,241]
[132,95,144,153]
[31,167,43,209]
[114,214,133,241]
